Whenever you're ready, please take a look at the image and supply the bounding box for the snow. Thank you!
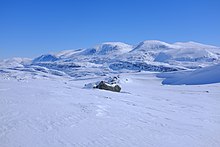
[95,42,133,54]
[174,41,219,50]
[132,40,175,52]
[1,40,220,146]
[158,64,220,85]
[0,72,220,147]
[79,42,133,55]
[32,54,59,63]
[26,40,220,75]
[154,48,218,62]
[0,58,31,68]
[56,49,83,59]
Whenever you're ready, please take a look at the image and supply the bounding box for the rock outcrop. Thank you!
[95,81,121,92]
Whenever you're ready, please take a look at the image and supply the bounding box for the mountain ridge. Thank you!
[1,40,220,79]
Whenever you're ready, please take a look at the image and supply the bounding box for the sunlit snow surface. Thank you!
[1,40,220,146]
[158,64,220,85]
[0,72,220,147]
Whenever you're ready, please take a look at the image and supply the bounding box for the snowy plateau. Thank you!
[0,40,220,147]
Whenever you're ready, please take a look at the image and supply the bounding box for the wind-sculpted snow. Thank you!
[1,72,220,147]
[158,64,220,85]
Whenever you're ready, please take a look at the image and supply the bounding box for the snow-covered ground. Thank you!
[0,72,220,147]
[1,40,220,146]
[158,64,220,85]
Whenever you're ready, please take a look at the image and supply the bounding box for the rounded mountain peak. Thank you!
[132,40,173,52]
[80,42,133,55]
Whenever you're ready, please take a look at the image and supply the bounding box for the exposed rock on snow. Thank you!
[94,81,121,92]
[84,76,121,92]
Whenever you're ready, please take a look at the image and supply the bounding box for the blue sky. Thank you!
[0,0,220,59]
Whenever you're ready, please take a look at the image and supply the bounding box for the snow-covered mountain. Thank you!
[32,54,59,63]
[132,40,175,52]
[78,42,133,56]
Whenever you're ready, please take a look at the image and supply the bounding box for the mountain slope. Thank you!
[32,54,59,63]
[131,40,175,52]
[1,40,220,79]
[78,42,133,56]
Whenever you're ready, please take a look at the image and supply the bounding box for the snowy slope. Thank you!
[154,48,218,62]
[32,54,59,63]
[130,40,220,64]
[56,49,84,59]
[132,40,175,52]
[174,41,220,50]
[79,42,133,56]
[158,64,220,85]
[54,42,133,58]
[0,72,220,147]
[0,58,31,68]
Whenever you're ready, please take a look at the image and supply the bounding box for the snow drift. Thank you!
[158,64,220,85]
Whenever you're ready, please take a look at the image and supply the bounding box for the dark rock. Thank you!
[95,81,121,92]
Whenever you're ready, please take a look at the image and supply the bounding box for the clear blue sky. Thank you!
[0,0,220,59]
